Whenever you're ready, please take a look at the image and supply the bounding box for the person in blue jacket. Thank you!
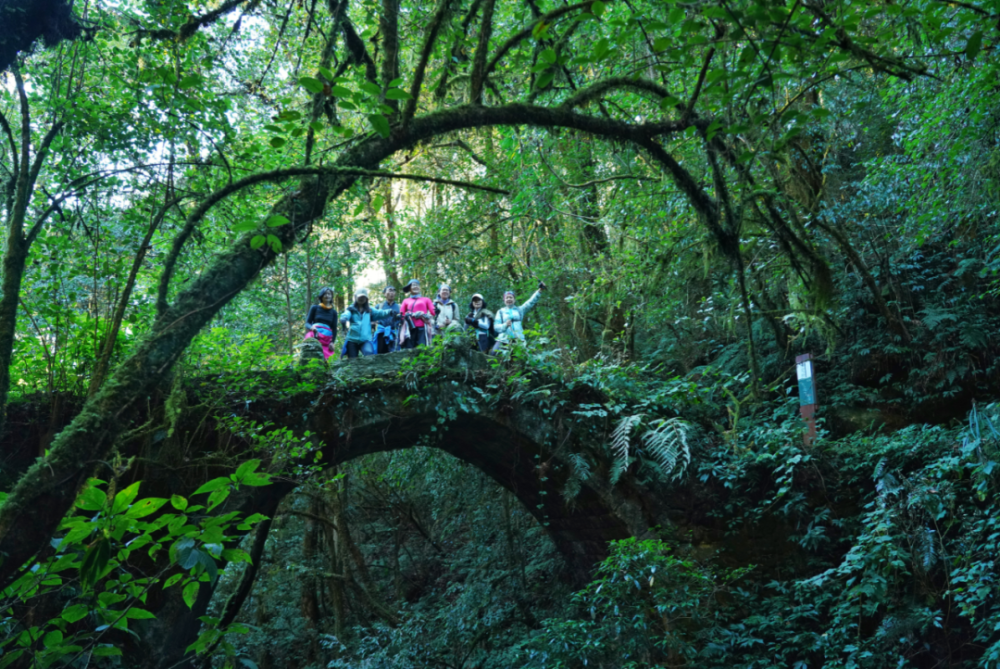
[339,288,396,358]
[492,281,545,353]
[374,285,401,354]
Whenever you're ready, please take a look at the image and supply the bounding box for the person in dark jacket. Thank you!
[304,287,338,360]
[374,286,401,354]
[464,293,495,353]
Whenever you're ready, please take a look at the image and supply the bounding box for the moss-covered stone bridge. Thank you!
[176,345,675,577]
[6,346,705,669]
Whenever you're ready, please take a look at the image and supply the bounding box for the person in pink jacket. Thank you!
[399,279,435,348]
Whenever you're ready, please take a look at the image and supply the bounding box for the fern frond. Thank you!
[610,414,643,483]
[562,453,593,502]
[568,453,592,481]
[640,418,691,480]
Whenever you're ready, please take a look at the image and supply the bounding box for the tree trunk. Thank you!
[0,229,29,440]
[89,201,175,396]
[300,495,322,664]
[817,219,911,344]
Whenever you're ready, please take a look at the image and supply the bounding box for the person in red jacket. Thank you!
[399,279,435,348]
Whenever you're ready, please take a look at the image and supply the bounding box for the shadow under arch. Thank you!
[303,385,633,582]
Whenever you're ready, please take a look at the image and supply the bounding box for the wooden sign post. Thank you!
[796,353,817,446]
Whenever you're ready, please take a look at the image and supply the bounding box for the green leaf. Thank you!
[966,30,983,60]
[61,604,89,623]
[265,215,289,228]
[112,482,141,515]
[198,551,219,583]
[592,38,611,61]
[706,120,724,141]
[207,487,230,511]
[539,48,557,64]
[652,37,671,52]
[0,650,25,668]
[125,497,168,519]
[163,573,184,589]
[183,581,200,609]
[331,85,353,98]
[241,473,271,487]
[267,234,282,253]
[660,95,682,111]
[171,495,188,511]
[591,0,606,17]
[317,66,334,80]
[238,513,269,530]
[372,195,384,213]
[193,477,230,496]
[232,220,257,233]
[222,548,252,563]
[368,113,391,138]
[535,70,554,90]
[76,485,106,512]
[387,77,403,87]
[299,76,324,94]
[234,459,261,481]
[359,81,382,96]
[43,630,63,649]
[269,137,286,148]
[384,87,413,100]
[92,646,122,657]
[126,608,157,620]
[80,537,110,589]
[178,74,202,89]
[179,546,202,570]
[309,121,324,132]
[338,99,357,110]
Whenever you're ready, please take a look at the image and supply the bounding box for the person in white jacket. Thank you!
[492,281,545,352]
[433,284,463,335]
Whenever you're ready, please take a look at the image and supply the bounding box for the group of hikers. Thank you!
[304,278,546,360]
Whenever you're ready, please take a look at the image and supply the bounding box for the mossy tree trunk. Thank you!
[0,64,63,439]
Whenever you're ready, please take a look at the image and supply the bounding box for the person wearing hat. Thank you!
[339,288,396,358]
[464,293,495,352]
[304,287,339,360]
[399,279,435,348]
[374,285,401,354]
[493,281,546,352]
[433,284,463,335]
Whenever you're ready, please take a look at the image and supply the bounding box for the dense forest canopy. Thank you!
[3,0,1000,666]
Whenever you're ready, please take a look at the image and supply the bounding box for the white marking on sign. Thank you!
[796,361,813,380]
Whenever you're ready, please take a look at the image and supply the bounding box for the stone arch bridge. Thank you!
[177,346,681,575]
[9,347,707,669]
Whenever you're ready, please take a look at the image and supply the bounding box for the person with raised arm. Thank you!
[374,285,401,354]
[492,281,546,353]
[339,288,396,359]
[399,279,435,349]
[304,287,339,360]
